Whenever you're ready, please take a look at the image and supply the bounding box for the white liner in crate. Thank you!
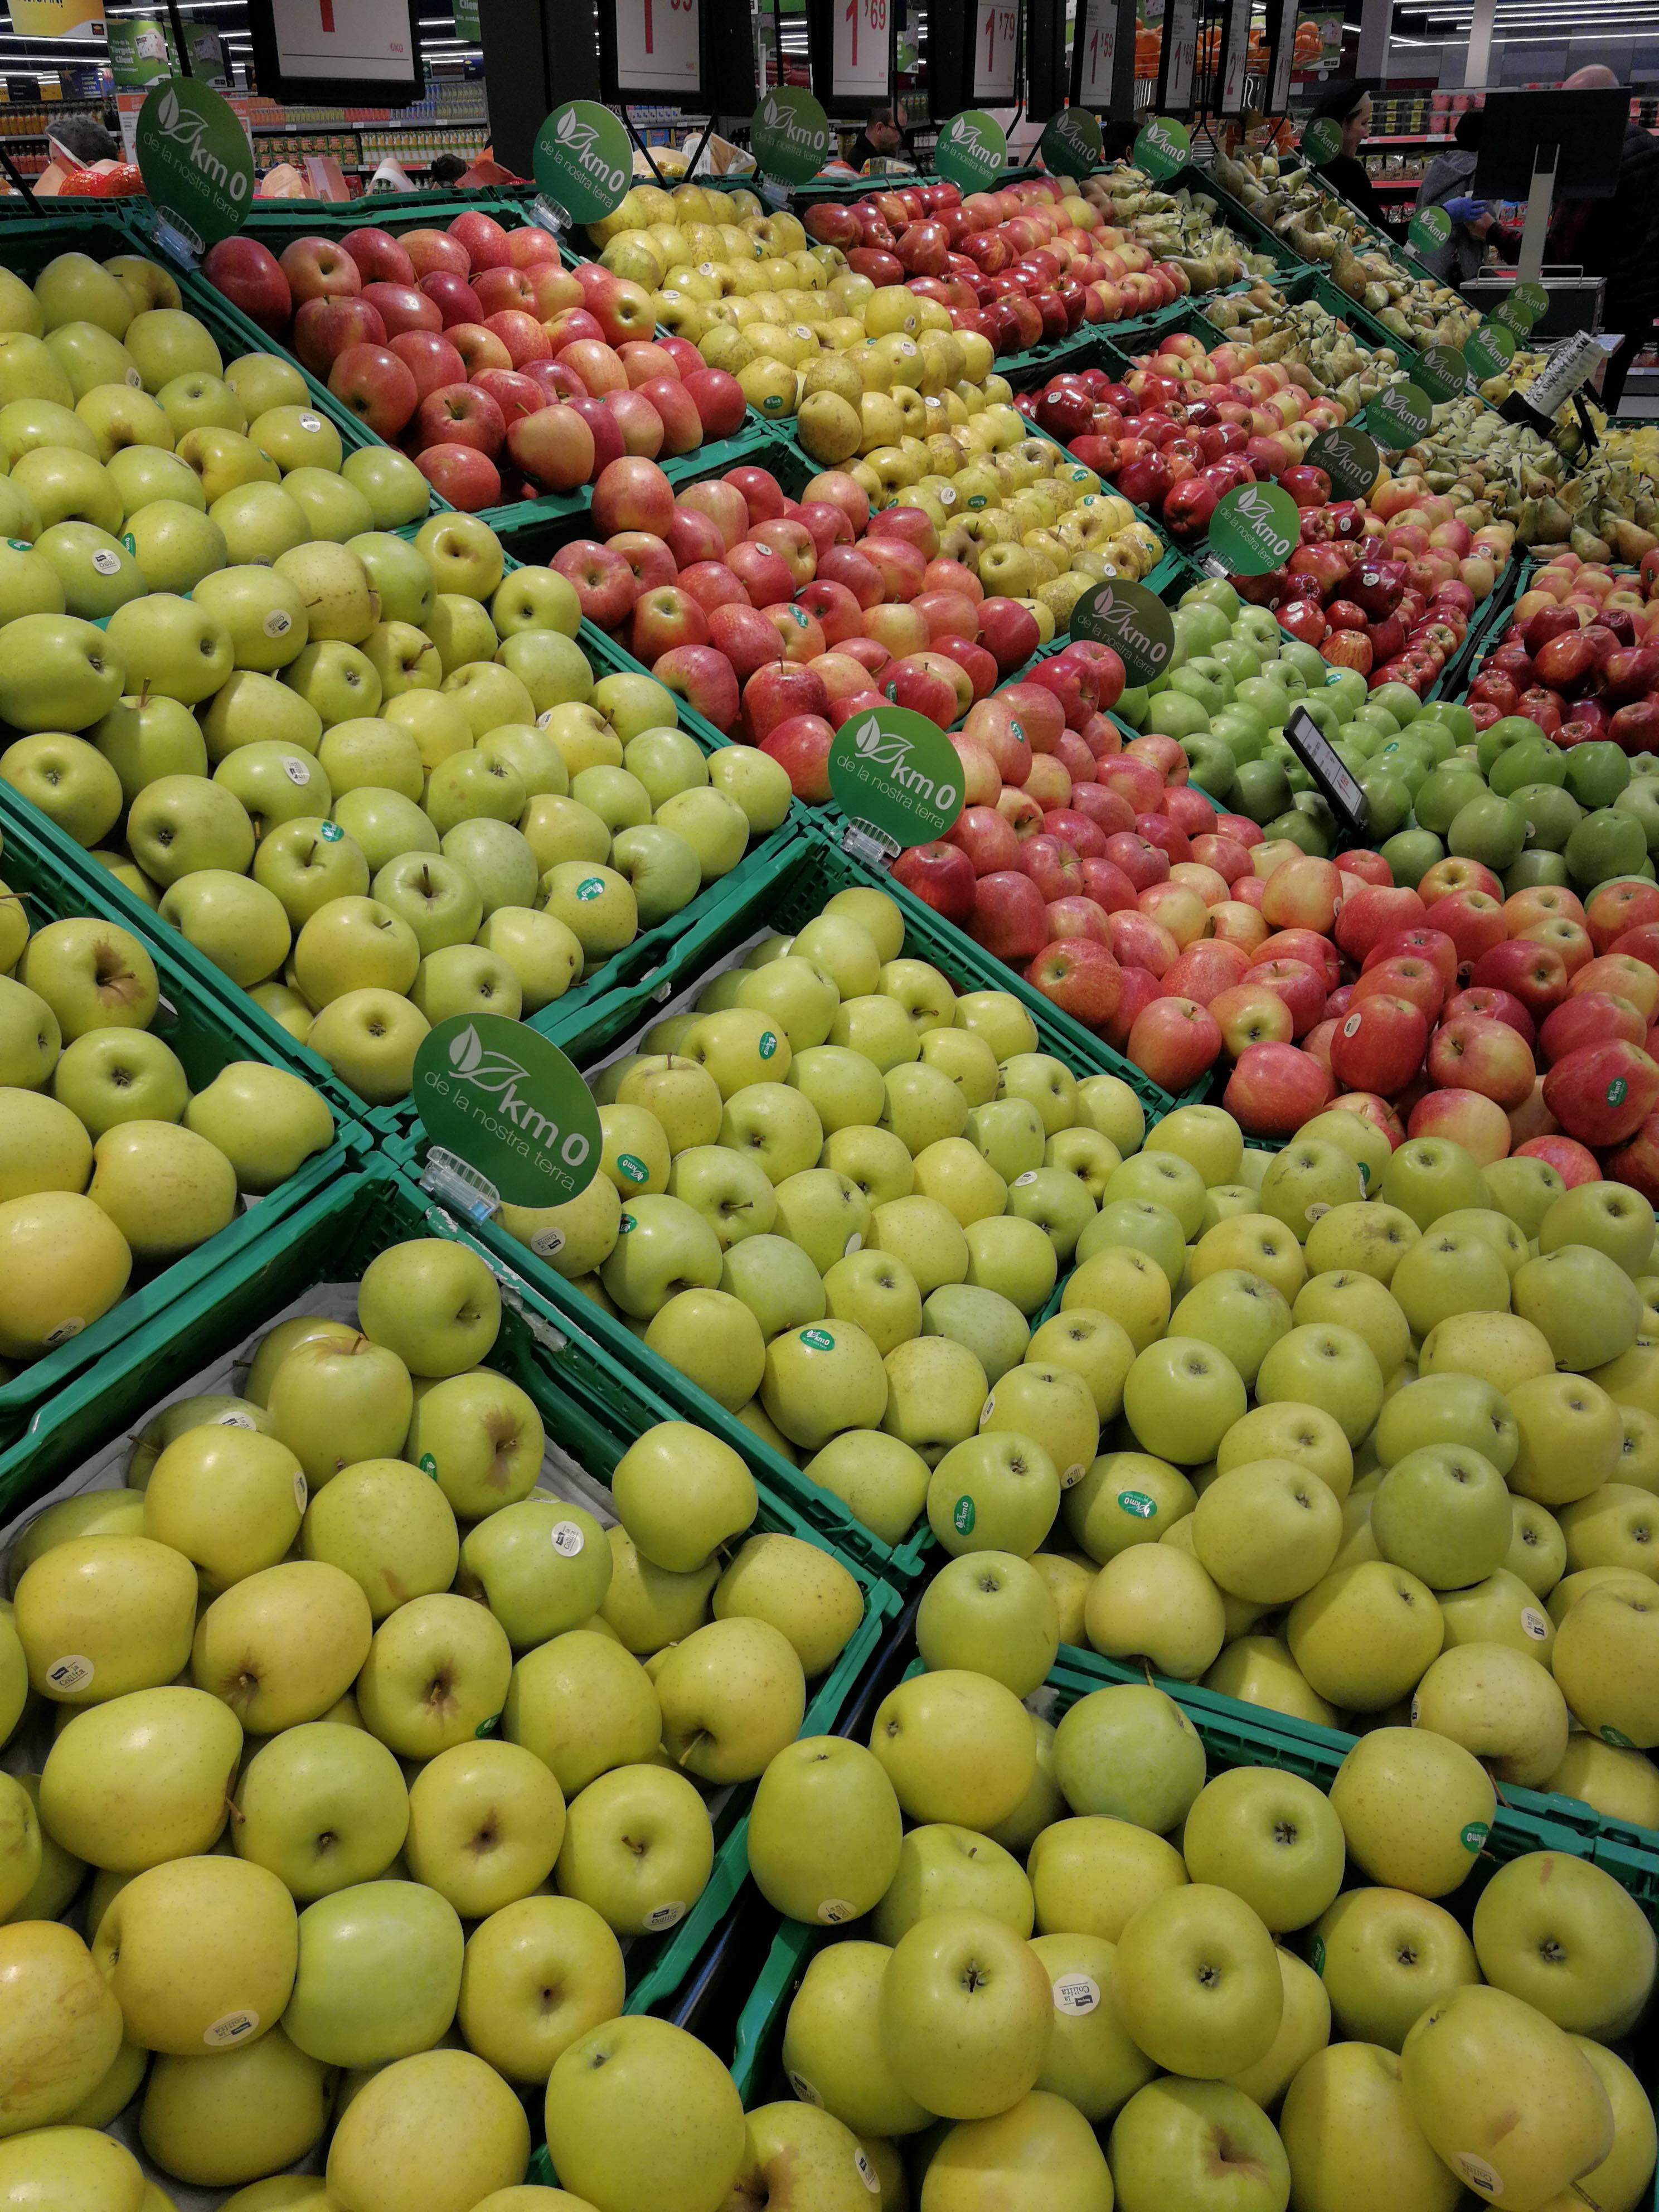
[0,1277,739,2212]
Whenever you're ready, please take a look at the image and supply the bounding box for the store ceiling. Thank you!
[0,3,479,85]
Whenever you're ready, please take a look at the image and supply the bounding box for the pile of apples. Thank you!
[738,1663,1657,2212]
[0,895,334,1370]
[544,449,1158,791]
[0,373,789,1107]
[1466,554,1659,753]
[0,1230,873,2204]
[202,210,748,515]
[802,170,1190,348]
[513,877,1151,1549]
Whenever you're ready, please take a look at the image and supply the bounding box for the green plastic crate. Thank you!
[0,794,372,1464]
[0,786,409,1137]
[0,1156,899,2050]
[729,1622,1659,2123]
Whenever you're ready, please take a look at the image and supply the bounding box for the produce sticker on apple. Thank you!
[415,1013,601,1209]
[534,100,633,230]
[1205,482,1299,578]
[1070,578,1175,687]
[828,705,964,848]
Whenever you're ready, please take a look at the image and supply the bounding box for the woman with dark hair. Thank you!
[1304,77,1386,224]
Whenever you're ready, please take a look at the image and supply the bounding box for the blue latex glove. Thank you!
[1442,196,1488,222]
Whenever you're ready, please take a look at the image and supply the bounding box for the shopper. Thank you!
[47,112,116,165]
[849,106,905,172]
[1415,109,1492,283]
[1303,79,1387,225]
[428,151,469,186]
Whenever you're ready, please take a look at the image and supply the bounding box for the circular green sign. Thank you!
[1408,204,1452,254]
[135,77,254,252]
[1417,343,1468,402]
[1306,424,1380,500]
[1134,115,1190,180]
[1301,115,1343,163]
[936,110,1007,193]
[1512,280,1549,319]
[1365,380,1434,450]
[1465,321,1518,377]
[534,100,633,226]
[751,87,830,186]
[1070,578,1175,685]
[1040,106,1103,176]
[1490,288,1541,336]
[828,704,964,847]
[414,1012,601,1210]
[1207,482,1301,576]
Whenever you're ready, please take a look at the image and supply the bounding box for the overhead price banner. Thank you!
[135,78,254,254]
[415,1015,601,1210]
[534,101,633,227]
[832,0,891,101]
[935,109,1007,192]
[828,706,964,847]
[1157,0,1199,113]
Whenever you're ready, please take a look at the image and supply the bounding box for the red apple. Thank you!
[1542,1040,1659,1147]
[760,715,837,803]
[414,444,499,512]
[742,662,830,744]
[327,343,418,438]
[292,295,386,376]
[969,871,1050,963]
[201,236,291,337]
[415,382,505,460]
[652,644,741,735]
[506,404,594,494]
[279,236,362,304]
[894,840,977,924]
[1223,1042,1335,1136]
[591,457,675,538]
[362,282,442,339]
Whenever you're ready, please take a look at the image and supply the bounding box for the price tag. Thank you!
[414,1013,601,1209]
[1416,343,1468,402]
[1075,0,1118,109]
[1040,106,1103,174]
[1285,702,1369,839]
[1364,381,1433,450]
[1301,114,1342,163]
[751,87,830,184]
[1408,204,1451,254]
[135,77,254,253]
[534,101,633,226]
[973,1,1018,100]
[833,0,890,99]
[1306,424,1380,501]
[1464,321,1518,378]
[1206,481,1299,576]
[1219,0,1252,114]
[828,705,964,847]
[1161,0,1199,110]
[1069,578,1175,685]
[614,0,700,95]
[1134,114,1189,177]
[936,109,1007,192]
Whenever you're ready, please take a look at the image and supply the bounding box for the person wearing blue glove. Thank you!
[1413,110,1492,283]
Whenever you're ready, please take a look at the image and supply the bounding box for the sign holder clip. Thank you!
[841,818,901,870]
[419,1145,501,1224]
[151,214,201,270]
[531,194,569,241]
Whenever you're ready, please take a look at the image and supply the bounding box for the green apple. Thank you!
[328,2049,528,2211]
[235,1720,408,1901]
[1506,1371,1624,1505]
[357,1588,513,1762]
[497,625,593,712]
[1168,1271,1289,1389]
[93,1852,296,2058]
[0,975,55,1089]
[409,944,522,1023]
[552,1760,714,1936]
[544,2016,743,2212]
[1411,1639,1570,1789]
[329,790,436,872]
[1181,1765,1343,1934]
[1370,1443,1511,1590]
[210,479,309,565]
[88,692,203,807]
[362,618,442,699]
[213,744,330,836]
[1374,1371,1517,1473]
[142,1419,307,1592]
[341,443,430,528]
[813,1246,916,1356]
[283,466,374,543]
[1286,1559,1442,1711]
[0,610,125,733]
[967,1097,1045,1185]
[652,1614,805,1783]
[1541,1178,1655,1274]
[48,1029,183,1138]
[222,352,304,420]
[1471,1848,1655,2041]
[0,538,64,623]
[1114,1883,1282,2080]
[13,1529,196,1709]
[1380,1135,1488,1230]
[203,669,323,763]
[707,744,790,832]
[879,1910,1052,2119]
[455,1498,608,1650]
[319,716,425,802]
[282,1876,463,2068]
[251,818,370,930]
[927,1430,1061,1558]
[455,1890,624,2089]
[611,823,702,928]
[918,1026,1001,1110]
[1254,1322,1384,1447]
[105,592,233,706]
[0,731,122,845]
[779,1937,929,2137]
[1331,1726,1498,1905]
[924,1281,1029,1387]
[301,1453,459,1622]
[884,1060,972,1153]
[404,1368,543,1521]
[1191,1458,1342,1604]
[426,589,498,673]
[734,956,838,1054]
[192,1557,372,1735]
[479,720,569,799]
[18,914,157,1040]
[786,1045,884,1136]
[916,1550,1058,1696]
[405,1737,567,1922]
[493,564,581,637]
[1515,1243,1643,1372]
[874,1820,1034,1945]
[1505,1496,1568,1597]
[41,1684,244,1869]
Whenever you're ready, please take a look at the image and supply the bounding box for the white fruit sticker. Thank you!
[45,1655,93,1693]
[1451,2153,1502,2198]
[531,1227,566,1258]
[1521,1607,1549,1640]
[125,366,143,385]
[299,414,323,432]
[263,609,293,637]
[1061,1461,1085,1490]
[293,1472,309,1515]
[91,549,122,575]
[43,1318,85,1348]
[817,1898,857,1925]
[1013,1171,1039,1185]
[281,756,310,785]
[789,2070,824,2107]
[1053,1972,1101,2015]
[1342,1013,1362,1037]
[551,1520,586,1556]
[1305,1201,1330,1222]
[218,1409,258,1428]
[1410,1694,1420,1726]
[843,1233,862,1255]
[204,2010,260,2047]
[854,2148,880,2195]
[644,1901,685,1931]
